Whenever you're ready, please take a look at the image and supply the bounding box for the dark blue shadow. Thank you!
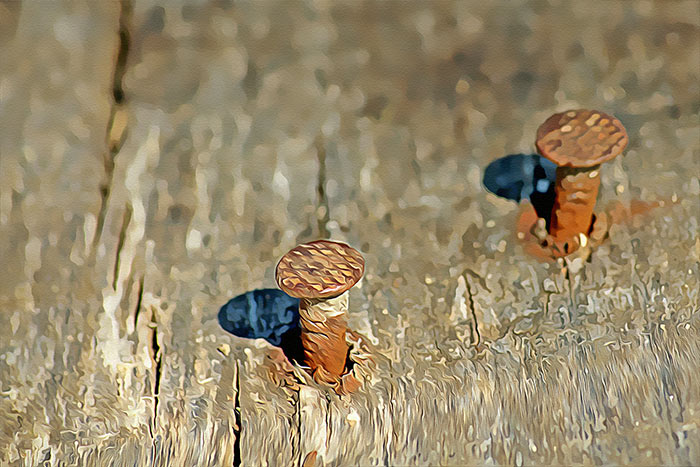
[483,153,557,224]
[218,289,303,362]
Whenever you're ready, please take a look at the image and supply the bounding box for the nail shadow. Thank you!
[483,153,557,226]
[218,288,304,363]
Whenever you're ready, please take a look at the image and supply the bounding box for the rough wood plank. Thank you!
[0,2,123,465]
[97,1,332,464]
[1,1,699,466]
[282,2,700,465]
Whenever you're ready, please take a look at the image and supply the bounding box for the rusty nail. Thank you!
[535,109,628,255]
[276,240,364,388]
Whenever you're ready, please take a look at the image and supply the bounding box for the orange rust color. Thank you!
[265,347,299,390]
[299,298,349,381]
[276,240,364,299]
[302,451,318,467]
[536,109,628,168]
[535,109,628,255]
[516,204,555,262]
[516,199,667,261]
[276,240,368,393]
[607,199,664,226]
[548,166,601,252]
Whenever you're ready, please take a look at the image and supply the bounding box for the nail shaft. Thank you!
[548,165,600,248]
[299,293,349,381]
[276,239,365,392]
[535,109,628,256]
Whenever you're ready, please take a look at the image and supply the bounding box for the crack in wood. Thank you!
[295,390,303,465]
[133,274,144,327]
[314,136,330,239]
[233,361,242,467]
[111,0,132,107]
[150,306,162,436]
[324,393,332,456]
[94,0,133,247]
[464,272,481,349]
[112,202,132,290]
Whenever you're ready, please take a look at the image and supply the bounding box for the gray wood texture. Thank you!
[1,1,699,465]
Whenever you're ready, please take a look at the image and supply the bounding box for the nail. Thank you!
[535,109,628,255]
[276,239,364,387]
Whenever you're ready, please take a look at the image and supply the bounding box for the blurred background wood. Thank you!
[1,0,698,465]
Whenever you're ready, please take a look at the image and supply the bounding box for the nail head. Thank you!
[276,240,365,299]
[536,109,628,168]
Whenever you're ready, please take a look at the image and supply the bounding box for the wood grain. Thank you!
[1,1,699,466]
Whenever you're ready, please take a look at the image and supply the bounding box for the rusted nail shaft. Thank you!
[299,294,349,379]
[276,240,365,390]
[535,109,628,255]
[548,165,600,246]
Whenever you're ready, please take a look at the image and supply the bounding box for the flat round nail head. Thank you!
[276,240,365,299]
[536,109,628,168]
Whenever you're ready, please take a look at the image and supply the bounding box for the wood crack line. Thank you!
[233,362,242,467]
[150,305,162,436]
[112,202,132,290]
[315,136,331,239]
[464,271,481,348]
[295,390,303,465]
[94,0,132,247]
[133,274,145,327]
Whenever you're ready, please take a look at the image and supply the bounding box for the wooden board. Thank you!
[0,2,124,464]
[1,1,699,465]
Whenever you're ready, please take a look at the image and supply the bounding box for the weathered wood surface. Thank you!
[1,1,699,465]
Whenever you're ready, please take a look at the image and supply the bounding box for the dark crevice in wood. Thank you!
[94,0,133,247]
[151,309,162,433]
[295,390,302,465]
[315,136,330,239]
[111,0,132,106]
[133,274,144,327]
[233,362,242,467]
[112,202,133,290]
[324,393,332,452]
[464,273,481,349]
[94,184,111,247]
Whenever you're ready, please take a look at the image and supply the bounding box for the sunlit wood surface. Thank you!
[1,1,699,465]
